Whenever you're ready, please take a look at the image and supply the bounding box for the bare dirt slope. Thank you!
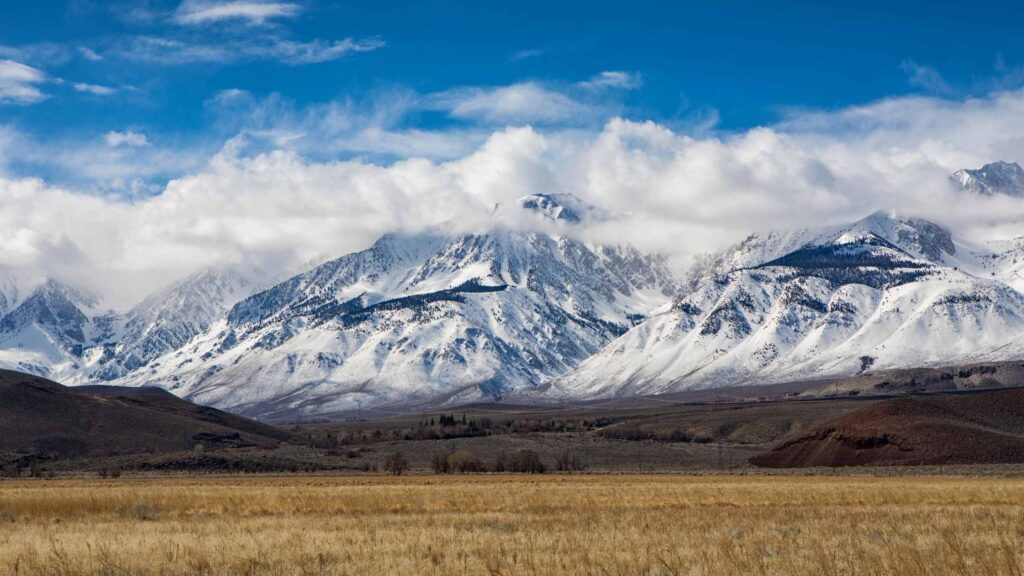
[751,388,1024,467]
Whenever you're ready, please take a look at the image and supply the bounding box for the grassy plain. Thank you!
[1,474,1023,575]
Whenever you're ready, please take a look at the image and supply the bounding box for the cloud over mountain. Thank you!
[4,87,1024,307]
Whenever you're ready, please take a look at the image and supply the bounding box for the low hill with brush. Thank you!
[0,369,290,461]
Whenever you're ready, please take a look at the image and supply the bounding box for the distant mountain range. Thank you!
[3,165,1024,418]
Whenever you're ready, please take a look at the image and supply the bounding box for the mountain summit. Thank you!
[951,161,1024,197]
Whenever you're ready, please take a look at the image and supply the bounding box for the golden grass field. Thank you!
[1,474,1023,575]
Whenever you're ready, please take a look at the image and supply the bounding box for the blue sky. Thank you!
[5,1,1024,302]
[2,0,1024,189]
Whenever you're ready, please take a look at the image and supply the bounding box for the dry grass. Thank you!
[1,474,1023,575]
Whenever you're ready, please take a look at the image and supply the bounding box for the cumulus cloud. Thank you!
[7,88,1024,306]
[173,1,302,26]
[0,60,48,105]
[578,71,642,90]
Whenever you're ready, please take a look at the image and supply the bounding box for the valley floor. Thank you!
[1,474,1023,575]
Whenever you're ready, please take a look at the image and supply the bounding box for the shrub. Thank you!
[510,450,545,474]
[383,452,408,476]
[98,466,123,479]
[448,450,484,473]
[431,453,450,474]
[555,450,586,472]
[492,452,508,473]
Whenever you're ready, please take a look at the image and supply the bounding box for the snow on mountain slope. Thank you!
[0,268,257,383]
[115,226,677,417]
[952,161,1024,197]
[0,277,19,317]
[683,211,979,290]
[91,267,254,380]
[550,212,1024,399]
[0,279,100,379]
[972,236,1024,293]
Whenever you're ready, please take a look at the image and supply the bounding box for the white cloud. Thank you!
[113,35,385,65]
[0,60,48,105]
[0,43,74,67]
[173,0,301,26]
[269,37,386,64]
[204,88,487,160]
[510,49,543,61]
[429,83,592,124]
[105,131,150,147]
[0,125,208,197]
[74,83,117,96]
[78,47,104,62]
[901,60,952,95]
[7,88,1024,305]
[578,71,642,90]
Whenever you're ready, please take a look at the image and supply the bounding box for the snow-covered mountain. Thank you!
[91,267,254,380]
[952,161,1024,197]
[515,193,597,223]
[5,172,1024,417]
[550,212,1024,399]
[0,193,677,417]
[114,225,677,417]
[0,268,256,383]
[0,279,102,379]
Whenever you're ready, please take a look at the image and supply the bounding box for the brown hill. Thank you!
[0,370,290,461]
[751,388,1024,468]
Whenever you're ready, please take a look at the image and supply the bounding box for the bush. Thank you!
[492,452,508,473]
[431,453,450,474]
[448,450,484,473]
[383,452,408,476]
[555,450,586,472]
[510,450,546,474]
[97,466,122,479]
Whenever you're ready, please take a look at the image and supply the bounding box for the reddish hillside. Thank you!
[751,388,1024,468]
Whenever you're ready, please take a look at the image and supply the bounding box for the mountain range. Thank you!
[3,165,1024,418]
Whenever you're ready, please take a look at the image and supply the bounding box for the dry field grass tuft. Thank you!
[0,475,1023,575]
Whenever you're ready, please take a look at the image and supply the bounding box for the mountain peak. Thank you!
[515,193,596,224]
[0,279,95,357]
[837,211,955,263]
[952,161,1024,197]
